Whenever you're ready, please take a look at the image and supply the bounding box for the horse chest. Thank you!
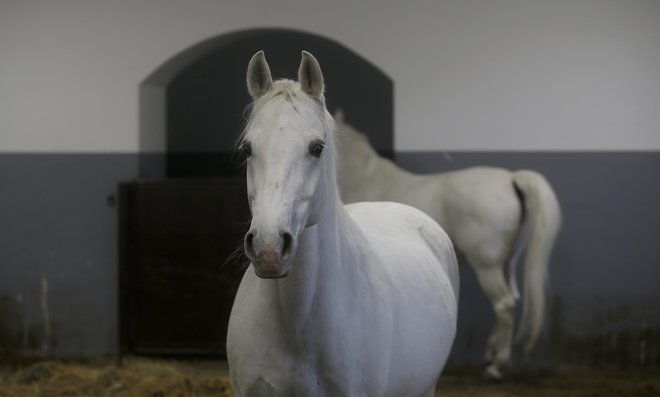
[236,348,364,397]
[232,298,383,396]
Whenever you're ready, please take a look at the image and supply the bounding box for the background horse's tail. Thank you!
[512,170,562,352]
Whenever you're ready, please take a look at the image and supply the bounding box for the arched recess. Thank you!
[139,28,394,178]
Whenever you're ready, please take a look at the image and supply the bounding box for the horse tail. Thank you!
[511,170,562,352]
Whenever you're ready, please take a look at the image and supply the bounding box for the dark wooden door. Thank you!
[119,179,249,355]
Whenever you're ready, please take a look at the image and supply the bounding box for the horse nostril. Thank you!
[281,232,293,258]
[244,232,256,258]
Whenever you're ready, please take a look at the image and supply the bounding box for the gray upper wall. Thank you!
[2,0,660,152]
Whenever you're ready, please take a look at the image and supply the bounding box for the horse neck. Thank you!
[270,182,366,331]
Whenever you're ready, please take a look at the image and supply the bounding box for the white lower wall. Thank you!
[1,0,659,152]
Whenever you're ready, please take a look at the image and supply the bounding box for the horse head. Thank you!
[240,51,337,279]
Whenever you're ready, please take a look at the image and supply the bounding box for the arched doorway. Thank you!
[122,30,393,356]
[139,28,394,177]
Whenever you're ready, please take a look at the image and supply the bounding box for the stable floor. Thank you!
[0,358,658,396]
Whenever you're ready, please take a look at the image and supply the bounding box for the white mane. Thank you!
[243,80,329,140]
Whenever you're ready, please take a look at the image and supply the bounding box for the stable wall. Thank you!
[2,0,660,152]
[1,0,659,363]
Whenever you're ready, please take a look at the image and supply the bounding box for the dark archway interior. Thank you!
[164,29,394,177]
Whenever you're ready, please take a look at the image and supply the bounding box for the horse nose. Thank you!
[281,230,293,259]
[244,229,294,261]
[244,231,256,261]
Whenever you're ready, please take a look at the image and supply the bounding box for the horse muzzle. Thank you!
[244,229,295,279]
[253,250,290,279]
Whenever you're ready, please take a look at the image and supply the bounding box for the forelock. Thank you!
[240,79,330,144]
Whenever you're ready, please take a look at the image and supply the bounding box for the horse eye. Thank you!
[309,140,325,158]
[239,142,252,158]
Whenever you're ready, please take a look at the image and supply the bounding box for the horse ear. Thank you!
[247,50,273,100]
[298,51,324,100]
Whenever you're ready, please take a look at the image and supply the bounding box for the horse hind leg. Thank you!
[471,261,516,382]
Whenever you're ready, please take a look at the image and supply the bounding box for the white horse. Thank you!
[335,116,561,381]
[227,51,459,397]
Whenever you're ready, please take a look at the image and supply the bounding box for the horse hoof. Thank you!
[482,365,503,383]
